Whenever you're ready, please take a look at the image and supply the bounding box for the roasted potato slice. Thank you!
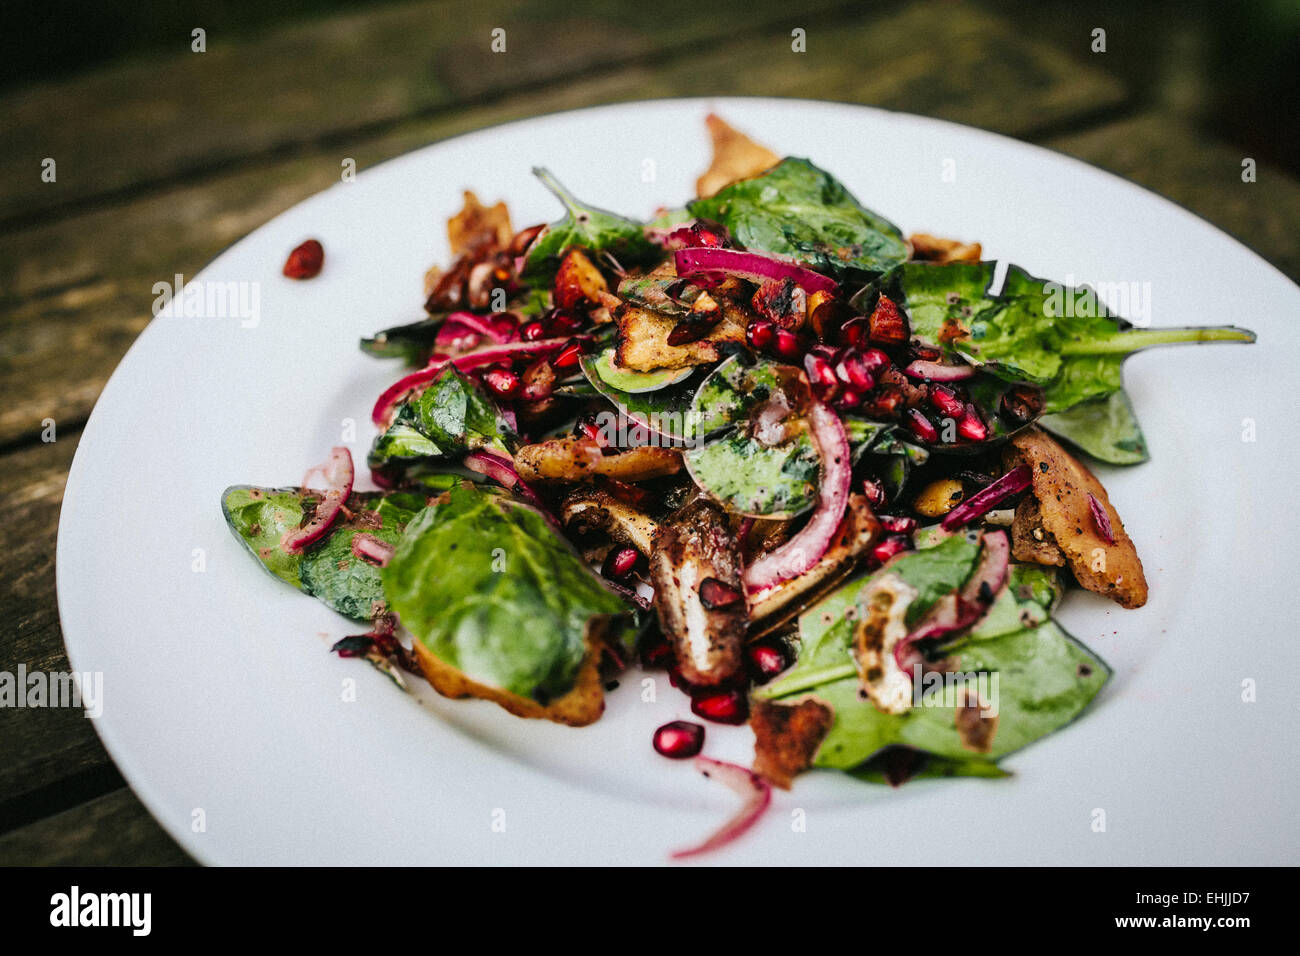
[554,248,609,310]
[1004,427,1148,608]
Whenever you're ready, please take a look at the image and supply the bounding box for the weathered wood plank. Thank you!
[0,788,194,865]
[0,0,857,224]
[0,0,1131,446]
[0,432,120,826]
[1045,113,1300,282]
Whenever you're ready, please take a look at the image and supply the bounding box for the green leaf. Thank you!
[687,158,908,279]
[805,619,1109,769]
[521,168,660,284]
[589,347,693,393]
[848,750,1010,785]
[757,534,984,700]
[221,486,425,621]
[411,366,516,456]
[382,483,631,703]
[361,316,443,365]
[685,429,820,517]
[856,260,997,344]
[1040,390,1150,465]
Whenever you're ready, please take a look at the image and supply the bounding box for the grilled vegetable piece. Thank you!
[747,493,880,629]
[1003,427,1148,608]
[514,437,682,483]
[553,248,609,310]
[751,697,834,789]
[613,301,747,371]
[561,488,660,555]
[650,500,747,686]
[696,113,781,199]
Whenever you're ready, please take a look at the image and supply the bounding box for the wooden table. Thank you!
[2,0,1296,865]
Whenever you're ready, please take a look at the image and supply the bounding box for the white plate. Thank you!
[58,98,1300,865]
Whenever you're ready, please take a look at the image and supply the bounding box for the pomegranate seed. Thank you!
[836,350,876,390]
[699,577,743,610]
[666,219,730,249]
[773,327,802,360]
[489,313,519,340]
[879,514,917,535]
[282,239,324,279]
[640,639,673,669]
[747,643,788,682]
[602,545,640,580]
[929,385,966,419]
[550,338,585,370]
[575,418,609,446]
[691,687,749,725]
[804,353,838,398]
[867,294,909,345]
[861,477,886,507]
[746,317,775,351]
[667,665,688,690]
[520,320,547,342]
[833,388,862,410]
[905,408,938,443]
[482,367,520,399]
[653,720,705,759]
[546,310,584,337]
[859,348,891,374]
[870,534,910,566]
[839,316,869,347]
[957,405,989,442]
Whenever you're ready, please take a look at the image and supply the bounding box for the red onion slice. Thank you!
[464,450,546,511]
[439,310,516,346]
[902,359,976,381]
[1088,493,1115,544]
[282,447,354,554]
[742,402,852,593]
[372,337,585,426]
[674,247,837,297]
[670,757,772,860]
[351,533,394,567]
[941,465,1032,530]
[894,530,1010,673]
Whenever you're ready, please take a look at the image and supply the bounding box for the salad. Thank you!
[223,115,1255,855]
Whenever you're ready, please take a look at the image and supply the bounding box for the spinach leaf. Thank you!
[520,168,660,284]
[685,430,820,517]
[382,483,631,703]
[687,158,908,280]
[410,366,516,456]
[757,533,983,699]
[805,616,1108,769]
[361,317,443,365]
[221,486,425,621]
[1039,390,1150,464]
[848,750,1009,785]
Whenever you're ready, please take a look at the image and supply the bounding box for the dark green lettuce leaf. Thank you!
[381,483,631,703]
[687,158,908,280]
[1039,390,1150,464]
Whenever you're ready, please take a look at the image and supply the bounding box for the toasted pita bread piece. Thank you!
[412,629,606,727]
[695,114,781,199]
[447,190,512,257]
[751,697,834,789]
[1004,427,1148,609]
[908,233,982,264]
